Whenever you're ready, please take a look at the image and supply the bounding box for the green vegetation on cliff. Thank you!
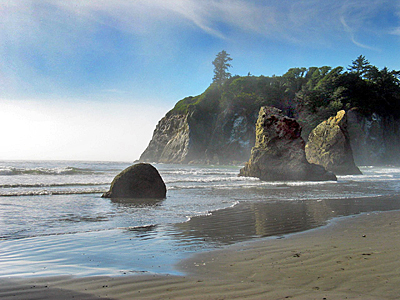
[168,55,400,136]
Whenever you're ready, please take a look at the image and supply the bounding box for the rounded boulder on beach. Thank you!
[102,163,166,199]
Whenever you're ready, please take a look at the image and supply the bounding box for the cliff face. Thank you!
[347,109,400,165]
[139,105,258,164]
[139,114,190,163]
[140,105,400,166]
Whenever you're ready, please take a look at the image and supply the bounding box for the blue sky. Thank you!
[1,0,399,161]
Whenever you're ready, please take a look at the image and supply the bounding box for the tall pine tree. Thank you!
[212,50,232,85]
[347,55,371,78]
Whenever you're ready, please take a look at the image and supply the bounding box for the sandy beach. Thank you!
[1,210,400,300]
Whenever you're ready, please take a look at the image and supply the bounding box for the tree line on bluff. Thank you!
[169,53,400,137]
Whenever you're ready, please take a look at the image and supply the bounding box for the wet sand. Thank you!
[2,210,400,300]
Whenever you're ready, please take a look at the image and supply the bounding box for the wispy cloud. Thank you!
[0,0,398,99]
[340,16,379,50]
[390,3,400,36]
[2,0,397,52]
[101,88,128,95]
[391,28,400,35]
[337,0,395,50]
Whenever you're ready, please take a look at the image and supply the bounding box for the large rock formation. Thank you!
[305,110,362,175]
[139,79,400,166]
[239,106,337,181]
[102,163,166,199]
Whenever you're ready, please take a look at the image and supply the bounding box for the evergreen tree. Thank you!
[212,50,232,85]
[347,55,371,78]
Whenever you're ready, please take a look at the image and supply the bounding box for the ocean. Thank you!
[1,160,400,277]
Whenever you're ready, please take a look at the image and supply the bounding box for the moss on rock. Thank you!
[305,110,362,175]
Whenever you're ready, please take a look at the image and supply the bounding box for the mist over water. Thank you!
[1,161,400,277]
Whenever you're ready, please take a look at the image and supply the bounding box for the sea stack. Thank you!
[102,163,167,199]
[239,106,336,181]
[305,110,362,175]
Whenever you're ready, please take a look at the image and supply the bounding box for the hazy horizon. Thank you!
[1,0,400,161]
[0,98,169,162]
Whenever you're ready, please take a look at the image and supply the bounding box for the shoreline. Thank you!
[2,210,400,299]
[6,194,400,278]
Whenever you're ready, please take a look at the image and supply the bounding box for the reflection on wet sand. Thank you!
[110,198,164,207]
[173,195,400,245]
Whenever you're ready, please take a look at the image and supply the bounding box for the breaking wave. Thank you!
[0,182,108,188]
[0,188,107,197]
[0,166,96,176]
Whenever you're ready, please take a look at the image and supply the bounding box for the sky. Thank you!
[1,0,399,161]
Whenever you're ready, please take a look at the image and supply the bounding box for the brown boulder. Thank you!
[102,163,167,199]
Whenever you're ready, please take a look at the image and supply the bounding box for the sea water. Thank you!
[1,161,400,277]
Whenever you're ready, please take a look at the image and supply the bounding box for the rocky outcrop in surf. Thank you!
[239,106,337,181]
[102,163,166,199]
[305,110,362,175]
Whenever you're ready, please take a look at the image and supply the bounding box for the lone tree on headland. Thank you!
[212,50,232,85]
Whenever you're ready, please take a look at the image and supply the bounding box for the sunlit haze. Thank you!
[0,99,167,161]
[1,0,399,161]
